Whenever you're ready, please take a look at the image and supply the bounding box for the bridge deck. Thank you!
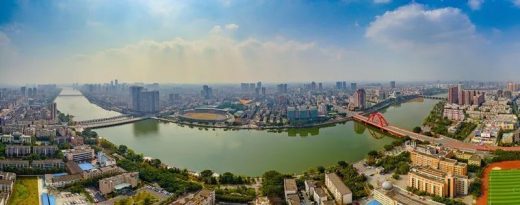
[353,114,520,152]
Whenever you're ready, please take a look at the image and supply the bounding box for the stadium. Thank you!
[178,108,233,123]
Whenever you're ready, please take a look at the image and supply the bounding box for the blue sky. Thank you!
[1,0,520,84]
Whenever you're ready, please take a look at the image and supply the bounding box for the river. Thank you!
[55,87,441,176]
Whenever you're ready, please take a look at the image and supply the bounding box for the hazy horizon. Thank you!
[1,0,520,84]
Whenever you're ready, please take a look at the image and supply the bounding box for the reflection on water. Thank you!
[287,127,320,137]
[55,86,439,175]
[354,121,367,134]
[132,120,160,136]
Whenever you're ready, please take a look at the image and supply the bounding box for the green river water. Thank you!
[55,87,442,176]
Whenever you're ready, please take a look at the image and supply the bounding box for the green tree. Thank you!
[413,126,422,133]
[261,170,284,198]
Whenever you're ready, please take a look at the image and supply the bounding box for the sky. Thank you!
[1,0,520,84]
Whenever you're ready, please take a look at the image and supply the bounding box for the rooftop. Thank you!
[325,173,352,195]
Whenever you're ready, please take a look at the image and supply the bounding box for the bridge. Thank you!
[418,95,447,100]
[73,115,149,129]
[354,112,520,152]
[58,94,83,97]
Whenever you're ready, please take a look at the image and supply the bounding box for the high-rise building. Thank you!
[20,87,26,96]
[350,83,357,91]
[257,81,262,89]
[201,85,213,99]
[277,84,288,93]
[448,86,458,104]
[336,82,342,90]
[342,81,347,90]
[318,82,323,91]
[507,82,519,92]
[49,102,57,121]
[457,84,463,105]
[139,90,160,113]
[129,86,143,110]
[353,89,366,110]
[390,81,396,89]
[129,86,160,113]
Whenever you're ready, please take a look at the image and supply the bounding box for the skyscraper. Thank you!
[457,84,464,105]
[351,83,357,91]
[129,86,143,110]
[448,86,458,104]
[139,90,160,113]
[336,82,342,90]
[390,81,396,89]
[49,102,57,121]
[201,85,213,99]
[353,89,366,110]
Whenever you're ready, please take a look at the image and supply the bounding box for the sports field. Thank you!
[488,169,520,205]
[8,177,39,205]
[184,112,227,120]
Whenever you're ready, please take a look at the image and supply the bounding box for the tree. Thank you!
[368,150,379,158]
[384,144,394,151]
[117,145,128,155]
[392,173,400,180]
[150,159,162,168]
[261,170,284,198]
[200,170,213,179]
[396,162,410,174]
[220,172,235,184]
[338,161,348,168]
[317,166,325,173]
[413,126,422,133]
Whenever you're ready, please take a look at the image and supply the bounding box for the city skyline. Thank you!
[1,0,520,84]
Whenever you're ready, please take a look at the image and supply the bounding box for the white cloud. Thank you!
[374,0,391,4]
[225,24,239,31]
[364,4,496,80]
[68,29,355,83]
[366,4,479,49]
[468,0,484,10]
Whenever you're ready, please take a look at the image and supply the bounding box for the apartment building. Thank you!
[32,145,59,157]
[64,145,94,162]
[99,172,139,195]
[31,159,64,170]
[325,173,352,205]
[408,167,469,198]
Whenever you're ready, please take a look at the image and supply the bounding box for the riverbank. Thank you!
[155,116,353,130]
[55,87,438,176]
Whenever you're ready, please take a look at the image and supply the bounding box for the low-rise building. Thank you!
[97,151,116,167]
[313,187,328,205]
[32,145,58,157]
[82,165,124,179]
[44,174,81,188]
[0,172,16,192]
[31,159,64,170]
[1,132,31,144]
[468,155,482,167]
[99,172,139,195]
[0,160,29,170]
[64,145,94,162]
[5,145,31,157]
[408,167,469,198]
[410,150,468,176]
[283,178,298,199]
[373,181,429,205]
[170,189,215,205]
[325,173,352,205]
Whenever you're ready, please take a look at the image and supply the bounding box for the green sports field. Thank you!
[488,169,520,205]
